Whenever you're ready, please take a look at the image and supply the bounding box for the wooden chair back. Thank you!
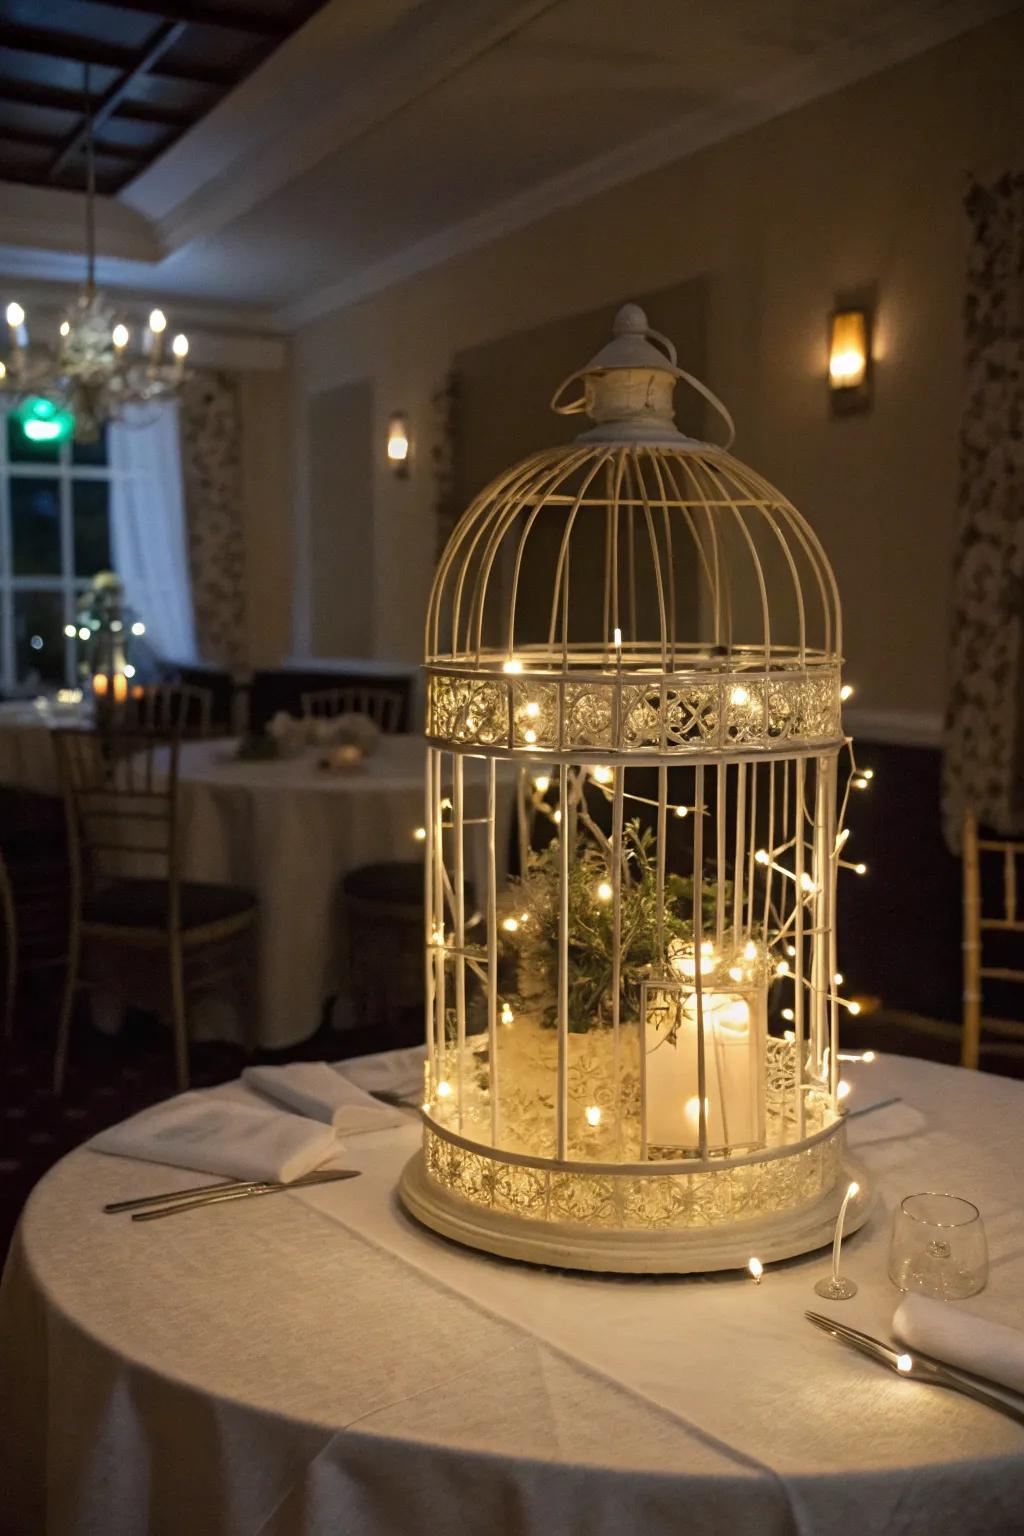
[961,806,1024,1066]
[53,728,181,904]
[122,682,214,738]
[300,686,404,733]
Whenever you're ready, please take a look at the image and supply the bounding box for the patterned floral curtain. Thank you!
[942,171,1024,849]
[178,369,247,668]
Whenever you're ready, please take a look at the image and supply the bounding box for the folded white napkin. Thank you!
[91,1093,340,1182]
[894,1294,1024,1395]
[341,1045,425,1102]
[242,1061,405,1134]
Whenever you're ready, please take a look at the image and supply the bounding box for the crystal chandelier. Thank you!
[0,67,188,444]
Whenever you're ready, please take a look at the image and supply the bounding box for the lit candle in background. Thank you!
[748,1256,764,1285]
[813,1180,860,1300]
[172,334,188,372]
[6,301,27,373]
[112,323,129,353]
[112,673,128,704]
[92,673,109,698]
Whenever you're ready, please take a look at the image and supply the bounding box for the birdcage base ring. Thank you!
[398,1149,874,1274]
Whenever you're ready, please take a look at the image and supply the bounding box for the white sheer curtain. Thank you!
[108,401,198,664]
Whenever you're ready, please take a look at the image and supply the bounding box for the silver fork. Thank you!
[805,1311,1024,1427]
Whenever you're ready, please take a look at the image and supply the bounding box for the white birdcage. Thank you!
[399,303,872,1272]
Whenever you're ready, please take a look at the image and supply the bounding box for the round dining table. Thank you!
[1,1053,1022,1536]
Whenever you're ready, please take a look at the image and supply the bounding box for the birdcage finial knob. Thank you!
[613,302,649,335]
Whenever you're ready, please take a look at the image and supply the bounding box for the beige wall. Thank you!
[289,10,1024,724]
[239,368,292,668]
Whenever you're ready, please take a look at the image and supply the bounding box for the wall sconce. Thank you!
[387,412,410,477]
[828,308,871,415]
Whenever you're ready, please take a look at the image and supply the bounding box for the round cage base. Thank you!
[398,1152,875,1274]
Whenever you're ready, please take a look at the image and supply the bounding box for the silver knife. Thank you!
[129,1169,360,1222]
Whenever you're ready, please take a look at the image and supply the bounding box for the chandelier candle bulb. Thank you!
[748,1256,764,1284]
[401,301,872,1272]
[112,324,129,352]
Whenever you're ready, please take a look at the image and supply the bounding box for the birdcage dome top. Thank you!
[426,306,843,761]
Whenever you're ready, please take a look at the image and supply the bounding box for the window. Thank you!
[0,412,113,693]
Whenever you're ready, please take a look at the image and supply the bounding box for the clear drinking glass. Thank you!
[889,1193,988,1299]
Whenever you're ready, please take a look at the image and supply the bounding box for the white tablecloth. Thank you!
[2,1055,1022,1535]
[0,700,65,794]
[174,737,510,1048]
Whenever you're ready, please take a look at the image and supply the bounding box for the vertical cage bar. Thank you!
[715,761,726,947]
[746,762,757,940]
[794,758,806,1138]
[434,751,447,1083]
[827,756,841,1105]
[733,761,746,941]
[656,764,667,957]
[516,766,531,876]
[611,770,625,1155]
[693,764,708,1158]
[487,758,500,1146]
[453,755,466,1130]
[557,762,570,1160]
[811,755,831,1086]
[424,747,437,1090]
[762,761,776,941]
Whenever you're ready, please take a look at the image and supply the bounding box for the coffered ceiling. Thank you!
[0,0,1016,326]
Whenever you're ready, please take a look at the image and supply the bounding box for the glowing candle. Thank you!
[112,673,128,704]
[92,673,109,698]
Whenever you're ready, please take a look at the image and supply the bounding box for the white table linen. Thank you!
[894,1292,1024,1395]
[171,736,511,1048]
[241,1062,405,1133]
[0,700,65,793]
[90,1092,342,1182]
[2,1054,1023,1536]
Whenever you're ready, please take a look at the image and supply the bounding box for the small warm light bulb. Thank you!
[800,872,817,893]
[123,664,136,679]
[501,1002,514,1025]
[533,775,550,793]
[59,320,71,338]
[853,778,869,791]
[755,849,770,865]
[64,623,76,638]
[596,880,613,903]
[896,1354,913,1374]
[833,971,844,985]
[502,916,520,933]
[854,863,867,875]
[728,965,743,982]
[78,626,90,641]
[585,1105,602,1127]
[148,308,167,334]
[674,805,688,818]
[524,700,540,719]
[743,941,757,961]
[862,1050,876,1063]
[413,826,426,841]
[6,301,25,327]
[502,658,523,674]
[847,1000,862,1016]
[837,1080,851,1100]
[112,323,129,349]
[612,627,622,649]
[840,684,854,702]
[171,333,188,359]
[781,1007,794,1022]
[131,620,146,636]
[847,1180,860,1197]
[523,728,538,744]
[747,1256,763,1284]
[553,809,562,824]
[592,765,613,784]
[862,768,874,780]
[435,1080,452,1099]
[786,944,797,957]
[730,685,750,707]
[776,960,790,976]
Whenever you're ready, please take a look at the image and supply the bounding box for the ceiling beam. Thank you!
[2,124,151,160]
[47,21,189,180]
[0,21,240,85]
[0,74,196,125]
[83,0,293,38]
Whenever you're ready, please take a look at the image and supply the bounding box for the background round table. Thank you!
[2,1055,1022,1536]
